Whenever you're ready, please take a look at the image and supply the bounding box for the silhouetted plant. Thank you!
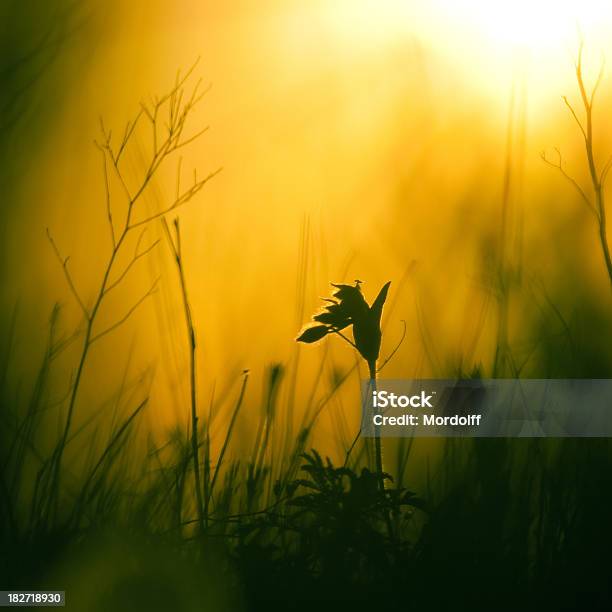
[161,216,206,534]
[297,281,390,368]
[542,42,612,288]
[236,450,424,599]
[297,280,391,507]
[289,450,424,524]
[46,62,220,516]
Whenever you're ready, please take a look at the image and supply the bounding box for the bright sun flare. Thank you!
[296,0,612,102]
[438,0,612,52]
[320,1,612,62]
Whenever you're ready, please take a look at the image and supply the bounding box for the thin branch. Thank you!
[601,155,612,186]
[161,218,178,260]
[115,76,211,223]
[46,229,90,319]
[140,101,153,123]
[571,42,590,127]
[115,108,144,165]
[49,326,84,361]
[128,167,222,230]
[96,144,115,249]
[562,96,587,142]
[90,277,160,344]
[99,140,132,203]
[172,125,210,152]
[590,57,606,106]
[176,156,183,202]
[162,215,206,532]
[540,149,599,220]
[77,398,148,506]
[208,371,249,510]
[134,226,149,253]
[377,320,407,373]
[561,42,612,288]
[104,238,160,295]
[98,116,111,148]
[48,59,218,505]
[333,329,358,350]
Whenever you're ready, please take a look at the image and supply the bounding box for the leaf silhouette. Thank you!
[370,281,391,318]
[352,280,391,364]
[313,307,350,329]
[297,325,329,343]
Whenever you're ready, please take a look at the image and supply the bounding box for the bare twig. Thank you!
[377,320,407,373]
[115,108,144,165]
[562,96,587,142]
[90,276,160,344]
[128,167,222,230]
[600,155,612,186]
[46,229,89,319]
[48,64,218,507]
[97,145,115,248]
[104,237,160,295]
[544,44,612,288]
[540,149,598,219]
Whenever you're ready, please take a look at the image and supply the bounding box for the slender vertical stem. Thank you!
[575,51,612,288]
[587,134,612,288]
[597,205,612,287]
[368,359,394,539]
[50,231,126,516]
[48,69,216,520]
[493,89,515,377]
[167,220,205,534]
[368,360,384,491]
[207,371,249,512]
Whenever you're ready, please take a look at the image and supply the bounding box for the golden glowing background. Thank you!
[4,0,612,458]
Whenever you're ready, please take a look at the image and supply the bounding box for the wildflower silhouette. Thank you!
[297,280,391,500]
[297,280,391,372]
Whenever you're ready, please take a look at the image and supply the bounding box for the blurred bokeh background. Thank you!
[3,0,612,464]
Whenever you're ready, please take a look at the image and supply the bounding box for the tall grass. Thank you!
[43,63,221,522]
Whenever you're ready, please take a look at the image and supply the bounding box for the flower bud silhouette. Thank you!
[297,280,391,370]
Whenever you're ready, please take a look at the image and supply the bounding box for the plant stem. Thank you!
[165,219,205,534]
[368,360,385,491]
[50,232,125,517]
[583,110,612,288]
[47,68,216,520]
[368,359,394,539]
[574,49,612,288]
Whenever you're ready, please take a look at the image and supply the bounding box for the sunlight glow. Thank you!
[305,0,612,103]
[438,0,612,52]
